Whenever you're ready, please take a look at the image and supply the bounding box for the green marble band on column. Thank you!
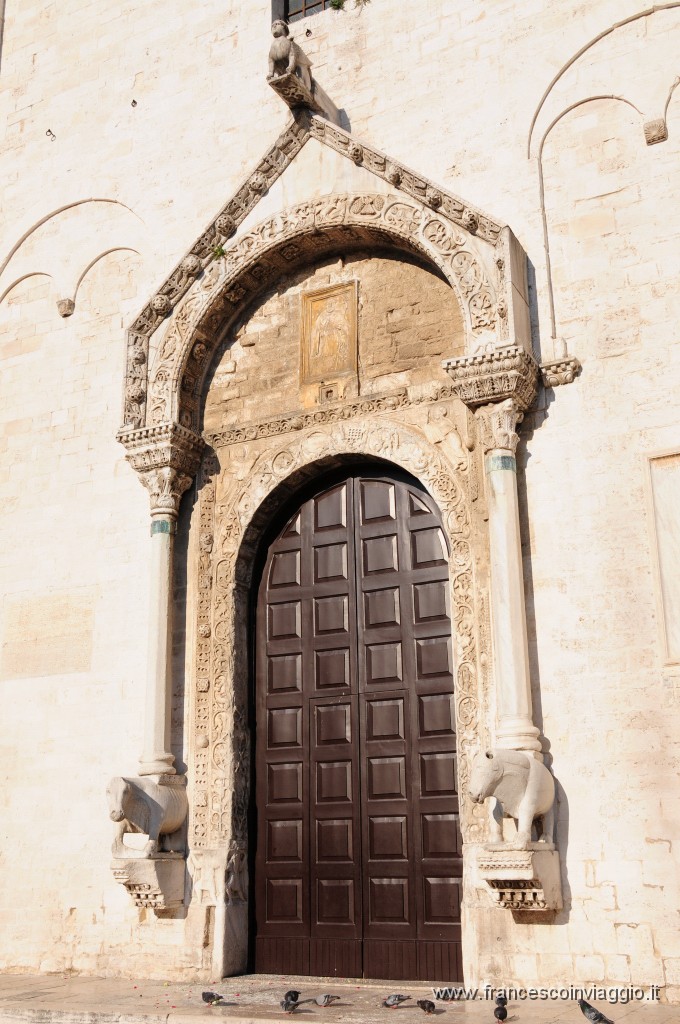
[486,453,516,473]
[150,518,176,536]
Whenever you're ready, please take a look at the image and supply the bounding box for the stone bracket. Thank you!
[477,845,562,911]
[111,856,186,911]
[268,72,340,125]
[443,345,539,412]
[540,356,581,387]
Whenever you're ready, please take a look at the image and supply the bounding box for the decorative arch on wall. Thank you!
[188,416,489,934]
[526,4,680,347]
[119,113,531,442]
[151,194,497,434]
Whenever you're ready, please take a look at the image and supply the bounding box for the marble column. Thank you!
[138,464,194,776]
[478,398,541,754]
[443,345,542,755]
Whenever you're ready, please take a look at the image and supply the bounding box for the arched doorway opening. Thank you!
[252,464,463,981]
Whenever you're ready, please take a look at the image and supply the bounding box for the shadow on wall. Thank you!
[0,0,5,76]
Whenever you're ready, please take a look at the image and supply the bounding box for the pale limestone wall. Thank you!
[0,0,679,996]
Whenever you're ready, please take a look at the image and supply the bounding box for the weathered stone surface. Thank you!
[1,0,679,999]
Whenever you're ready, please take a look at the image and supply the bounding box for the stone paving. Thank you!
[0,975,675,1024]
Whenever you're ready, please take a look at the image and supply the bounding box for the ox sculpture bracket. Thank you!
[107,774,188,912]
[469,748,562,912]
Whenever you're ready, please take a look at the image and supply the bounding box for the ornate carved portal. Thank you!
[188,417,490,977]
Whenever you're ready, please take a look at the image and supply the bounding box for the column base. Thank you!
[495,717,542,755]
[139,752,176,775]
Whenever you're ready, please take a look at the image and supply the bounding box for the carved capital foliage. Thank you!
[443,345,539,413]
[118,422,204,517]
[476,398,524,454]
[540,356,581,388]
[139,466,194,518]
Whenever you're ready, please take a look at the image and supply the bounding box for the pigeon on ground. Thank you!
[496,996,508,1007]
[383,994,411,1009]
[313,995,341,1007]
[416,999,436,1014]
[494,1007,508,1022]
[201,992,225,1005]
[578,999,614,1024]
[284,991,302,1004]
[281,997,305,1014]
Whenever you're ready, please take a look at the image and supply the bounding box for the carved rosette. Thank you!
[118,422,204,518]
[443,345,539,412]
[476,398,523,455]
[540,356,581,388]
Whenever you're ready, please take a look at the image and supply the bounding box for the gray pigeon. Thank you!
[313,995,341,1007]
[201,992,225,1006]
[281,997,304,1014]
[416,1000,436,1014]
[578,999,614,1024]
[383,994,411,1009]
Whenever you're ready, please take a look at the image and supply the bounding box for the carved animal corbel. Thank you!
[107,775,188,858]
[267,20,313,92]
[469,748,555,850]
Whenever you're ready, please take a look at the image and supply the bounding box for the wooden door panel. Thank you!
[256,470,463,980]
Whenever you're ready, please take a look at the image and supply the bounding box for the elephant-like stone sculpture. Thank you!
[107,775,187,858]
[469,748,555,849]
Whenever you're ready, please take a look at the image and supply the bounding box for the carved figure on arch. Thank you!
[268,21,313,92]
[469,748,555,849]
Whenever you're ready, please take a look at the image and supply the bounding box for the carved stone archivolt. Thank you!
[188,417,490,870]
[119,112,532,442]
[138,192,498,435]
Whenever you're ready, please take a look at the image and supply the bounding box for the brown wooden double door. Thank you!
[254,470,463,981]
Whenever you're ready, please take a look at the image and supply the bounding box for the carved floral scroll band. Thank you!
[190,417,489,854]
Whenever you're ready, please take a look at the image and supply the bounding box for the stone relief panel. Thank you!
[300,281,358,386]
[188,412,491,874]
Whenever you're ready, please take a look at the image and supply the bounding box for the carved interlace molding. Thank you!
[136,193,497,435]
[476,398,523,455]
[190,418,490,857]
[119,422,204,517]
[443,345,539,412]
[540,356,581,388]
[204,383,472,449]
[121,111,512,437]
[308,116,503,245]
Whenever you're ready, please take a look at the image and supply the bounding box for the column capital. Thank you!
[442,344,539,413]
[477,397,524,455]
[118,421,205,519]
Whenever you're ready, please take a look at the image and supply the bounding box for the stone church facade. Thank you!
[1,0,679,1000]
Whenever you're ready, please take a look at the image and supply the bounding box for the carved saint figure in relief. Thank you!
[267,20,313,92]
[310,295,349,372]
